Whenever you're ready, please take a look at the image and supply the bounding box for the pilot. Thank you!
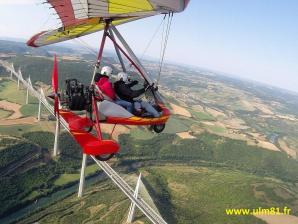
[114,72,160,117]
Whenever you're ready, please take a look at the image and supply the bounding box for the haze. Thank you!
[0,0,297,92]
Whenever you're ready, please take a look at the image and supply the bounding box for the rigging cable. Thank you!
[71,38,98,57]
[140,14,166,61]
[127,15,166,72]
[157,12,173,85]
[158,14,167,74]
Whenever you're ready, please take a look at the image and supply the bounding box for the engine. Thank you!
[63,79,91,111]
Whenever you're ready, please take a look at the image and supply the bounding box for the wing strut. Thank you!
[90,21,110,84]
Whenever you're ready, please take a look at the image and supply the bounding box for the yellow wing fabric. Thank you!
[108,0,153,14]
[28,17,138,47]
[27,0,189,47]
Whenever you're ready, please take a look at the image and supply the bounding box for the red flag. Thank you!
[52,55,59,115]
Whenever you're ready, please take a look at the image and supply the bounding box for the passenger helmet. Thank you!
[101,66,113,77]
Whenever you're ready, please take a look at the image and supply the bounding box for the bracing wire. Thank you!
[140,15,166,61]
[157,12,173,85]
[71,38,98,58]
[158,14,167,75]
[157,14,170,84]
[126,15,166,73]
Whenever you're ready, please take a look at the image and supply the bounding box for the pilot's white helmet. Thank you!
[101,66,113,77]
[117,72,128,82]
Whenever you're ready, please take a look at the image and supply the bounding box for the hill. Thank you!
[0,40,72,57]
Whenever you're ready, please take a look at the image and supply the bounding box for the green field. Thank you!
[54,164,100,186]
[0,79,37,105]
[0,109,13,119]
[0,122,54,137]
[20,103,39,117]
[191,110,215,121]
[130,115,196,140]
[130,127,156,140]
[0,124,41,137]
[205,124,226,133]
[163,116,194,133]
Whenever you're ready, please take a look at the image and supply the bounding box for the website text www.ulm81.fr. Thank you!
[225,207,291,216]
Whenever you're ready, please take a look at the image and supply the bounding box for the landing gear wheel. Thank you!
[95,153,115,161]
[152,124,166,133]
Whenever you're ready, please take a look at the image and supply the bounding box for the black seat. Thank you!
[69,95,86,111]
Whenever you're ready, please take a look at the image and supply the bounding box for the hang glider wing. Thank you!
[27,0,190,47]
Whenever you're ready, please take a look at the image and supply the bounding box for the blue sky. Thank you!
[0,0,298,92]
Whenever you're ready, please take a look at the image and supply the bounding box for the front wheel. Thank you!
[152,124,166,133]
[95,153,115,161]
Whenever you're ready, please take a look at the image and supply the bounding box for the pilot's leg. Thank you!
[140,101,160,117]
[133,101,142,116]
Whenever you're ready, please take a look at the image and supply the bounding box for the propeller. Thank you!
[52,55,59,116]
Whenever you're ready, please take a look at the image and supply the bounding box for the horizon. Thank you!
[1,36,298,97]
[0,0,298,92]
